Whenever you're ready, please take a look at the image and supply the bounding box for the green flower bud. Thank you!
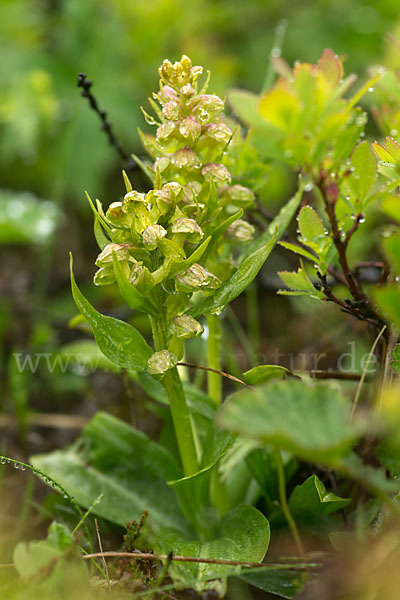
[225,219,255,243]
[123,191,147,215]
[201,163,231,184]
[142,224,167,250]
[162,101,181,121]
[180,54,192,73]
[179,116,201,144]
[93,266,115,286]
[180,83,196,99]
[202,122,232,145]
[171,218,204,242]
[189,94,224,122]
[171,147,200,170]
[171,314,204,338]
[129,262,154,294]
[176,263,220,291]
[95,243,131,266]
[106,202,130,227]
[218,184,255,208]
[160,85,178,101]
[148,350,178,376]
[156,121,176,143]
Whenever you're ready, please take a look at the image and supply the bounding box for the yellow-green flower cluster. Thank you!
[92,56,256,367]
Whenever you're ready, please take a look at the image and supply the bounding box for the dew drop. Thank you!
[360,132,365,138]
[14,463,19,469]
[391,129,398,136]
[304,183,314,192]
[20,465,26,471]
[63,494,69,499]
[0,458,6,465]
[359,216,366,224]
[368,87,374,92]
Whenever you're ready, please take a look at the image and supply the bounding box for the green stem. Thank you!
[206,314,230,515]
[246,283,260,362]
[274,448,305,556]
[150,313,199,477]
[207,315,222,405]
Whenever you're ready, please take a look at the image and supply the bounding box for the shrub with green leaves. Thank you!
[3,49,400,600]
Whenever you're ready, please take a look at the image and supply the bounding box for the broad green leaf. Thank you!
[31,412,191,535]
[243,365,292,385]
[112,251,156,314]
[155,505,270,586]
[189,186,303,317]
[217,380,361,464]
[70,255,152,372]
[289,475,350,518]
[374,286,400,331]
[239,568,307,599]
[349,141,377,201]
[297,206,325,241]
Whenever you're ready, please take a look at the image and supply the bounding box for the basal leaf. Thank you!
[70,254,152,372]
[217,380,361,464]
[239,568,306,599]
[155,505,270,586]
[31,412,191,535]
[289,475,350,518]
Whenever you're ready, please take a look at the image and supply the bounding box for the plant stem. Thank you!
[150,313,199,477]
[206,314,230,515]
[274,448,305,556]
[246,283,260,362]
[207,315,222,405]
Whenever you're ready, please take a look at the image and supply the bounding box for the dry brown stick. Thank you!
[310,370,364,381]
[177,362,250,387]
[82,551,314,570]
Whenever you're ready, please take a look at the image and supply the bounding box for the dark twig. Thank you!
[310,370,365,381]
[77,73,136,170]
